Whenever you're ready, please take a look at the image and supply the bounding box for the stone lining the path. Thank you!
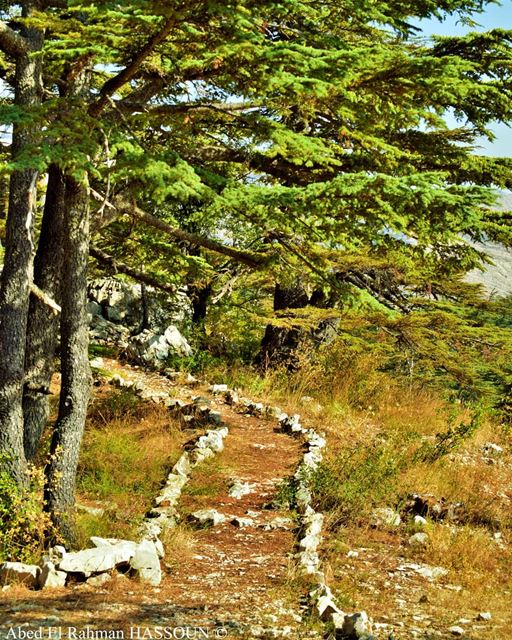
[1,374,229,593]
[214,388,373,639]
[1,369,374,638]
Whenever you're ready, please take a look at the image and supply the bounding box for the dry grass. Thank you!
[223,348,512,636]
[76,388,185,542]
[161,523,197,568]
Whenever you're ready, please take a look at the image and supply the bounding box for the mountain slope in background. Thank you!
[466,193,512,298]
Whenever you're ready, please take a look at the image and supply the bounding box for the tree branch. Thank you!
[89,15,176,118]
[120,101,259,116]
[117,199,272,269]
[0,22,28,58]
[90,245,178,295]
[29,284,61,314]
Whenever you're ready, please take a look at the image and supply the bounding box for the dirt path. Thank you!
[0,362,319,639]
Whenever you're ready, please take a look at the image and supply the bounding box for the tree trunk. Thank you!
[0,14,43,484]
[256,281,340,369]
[44,175,91,542]
[256,282,309,369]
[23,165,65,460]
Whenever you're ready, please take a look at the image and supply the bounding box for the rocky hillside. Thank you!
[466,193,512,297]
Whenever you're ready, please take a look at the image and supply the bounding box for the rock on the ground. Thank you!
[126,325,192,368]
[231,517,254,528]
[0,562,40,588]
[86,573,113,587]
[209,384,228,394]
[38,562,67,589]
[398,562,449,580]
[129,540,162,586]
[477,612,492,621]
[340,611,373,639]
[189,509,226,527]
[264,516,294,531]
[482,442,503,456]
[409,532,430,549]
[370,507,401,528]
[229,479,253,499]
[57,542,135,574]
[448,626,465,636]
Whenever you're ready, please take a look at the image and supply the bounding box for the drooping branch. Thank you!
[120,101,259,116]
[90,245,178,295]
[89,15,176,118]
[117,200,272,269]
[0,22,28,58]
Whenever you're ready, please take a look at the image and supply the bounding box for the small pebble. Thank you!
[448,626,465,636]
[477,612,492,621]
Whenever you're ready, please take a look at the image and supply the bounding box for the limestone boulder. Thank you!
[38,562,67,590]
[129,540,162,586]
[0,562,40,588]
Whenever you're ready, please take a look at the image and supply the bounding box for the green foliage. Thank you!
[87,388,142,423]
[311,445,404,527]
[0,457,54,563]
[414,409,483,462]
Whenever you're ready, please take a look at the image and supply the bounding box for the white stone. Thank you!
[398,563,448,580]
[477,612,492,621]
[0,562,40,588]
[110,374,128,388]
[209,384,228,394]
[129,540,162,586]
[190,509,226,527]
[172,453,191,478]
[482,442,503,455]
[231,517,254,528]
[86,573,112,587]
[58,542,135,574]
[414,515,428,527]
[264,517,294,531]
[342,611,373,638]
[229,480,253,499]
[448,626,465,636]
[38,562,67,590]
[317,595,344,621]
[196,429,225,453]
[409,532,430,549]
[332,611,347,630]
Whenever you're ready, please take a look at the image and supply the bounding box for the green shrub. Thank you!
[0,458,54,562]
[311,444,404,527]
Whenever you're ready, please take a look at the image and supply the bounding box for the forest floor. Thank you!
[0,359,511,639]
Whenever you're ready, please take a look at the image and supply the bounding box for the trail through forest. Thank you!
[0,361,319,639]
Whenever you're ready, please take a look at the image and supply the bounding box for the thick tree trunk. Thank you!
[0,15,43,484]
[23,165,65,460]
[257,281,340,369]
[256,282,309,369]
[44,176,91,542]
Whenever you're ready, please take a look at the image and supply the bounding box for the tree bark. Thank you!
[44,175,91,542]
[256,282,309,369]
[256,281,341,369]
[23,165,65,460]
[0,10,43,484]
